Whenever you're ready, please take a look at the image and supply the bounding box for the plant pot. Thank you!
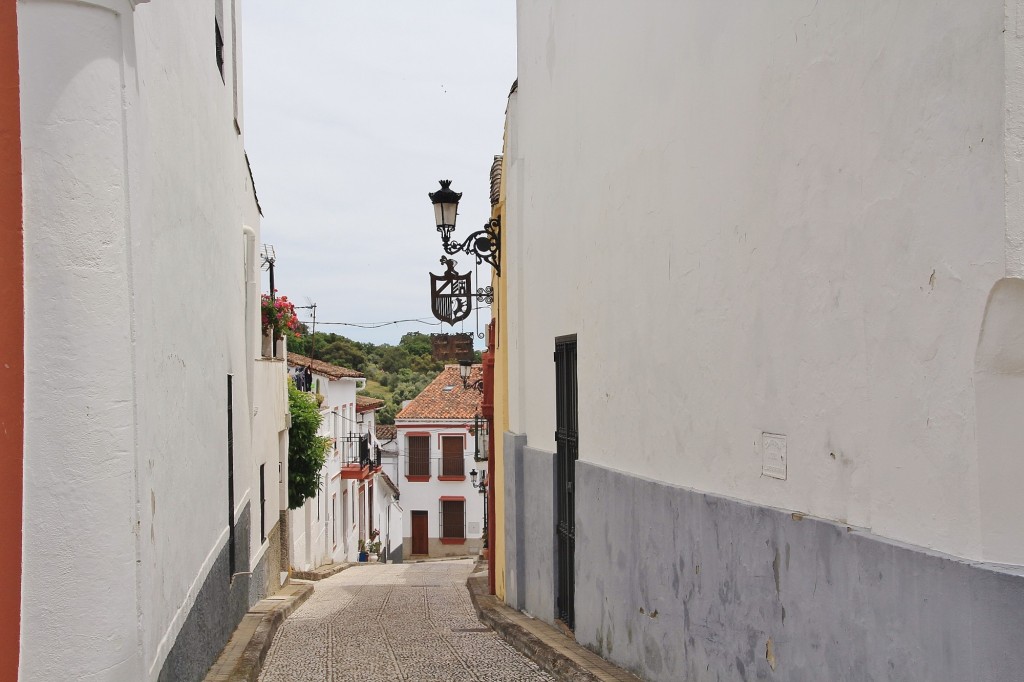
[358,551,368,562]
[261,332,284,359]
[368,553,379,563]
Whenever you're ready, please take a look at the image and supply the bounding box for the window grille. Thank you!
[441,436,464,476]
[408,436,430,476]
[440,499,465,540]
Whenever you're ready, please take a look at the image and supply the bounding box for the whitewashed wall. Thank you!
[19,0,262,678]
[510,0,1024,565]
[250,359,288,568]
[288,374,365,569]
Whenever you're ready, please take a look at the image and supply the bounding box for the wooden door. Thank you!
[411,510,429,555]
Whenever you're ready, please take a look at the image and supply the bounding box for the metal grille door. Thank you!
[554,335,578,628]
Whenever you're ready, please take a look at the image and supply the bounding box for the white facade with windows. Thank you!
[394,421,486,557]
[286,356,399,568]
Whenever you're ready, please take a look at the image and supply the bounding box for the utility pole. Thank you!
[260,244,277,356]
[295,301,317,360]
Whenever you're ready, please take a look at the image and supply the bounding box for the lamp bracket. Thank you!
[440,217,501,276]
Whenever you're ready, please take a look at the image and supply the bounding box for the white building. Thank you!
[396,366,486,559]
[286,354,400,567]
[10,0,290,680]
[376,423,399,481]
[286,352,362,571]
[499,4,1024,681]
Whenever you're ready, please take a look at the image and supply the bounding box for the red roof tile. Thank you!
[287,352,363,380]
[378,471,400,497]
[376,424,397,442]
[356,395,384,413]
[395,365,483,421]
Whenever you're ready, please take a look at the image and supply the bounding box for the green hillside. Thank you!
[289,331,480,424]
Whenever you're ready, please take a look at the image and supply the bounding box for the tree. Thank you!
[398,331,433,357]
[287,380,330,509]
[379,346,410,373]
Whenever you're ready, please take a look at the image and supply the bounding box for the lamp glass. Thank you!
[459,360,471,382]
[470,469,478,486]
[434,201,458,230]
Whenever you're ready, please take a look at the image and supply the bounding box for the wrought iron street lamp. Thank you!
[469,468,488,550]
[429,180,501,275]
[459,360,484,392]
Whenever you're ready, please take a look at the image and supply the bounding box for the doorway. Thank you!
[554,334,578,629]
[411,510,429,556]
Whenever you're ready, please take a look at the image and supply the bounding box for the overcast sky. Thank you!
[242,2,516,347]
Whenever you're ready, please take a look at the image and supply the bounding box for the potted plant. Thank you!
[357,539,368,562]
[261,291,301,356]
[367,529,381,562]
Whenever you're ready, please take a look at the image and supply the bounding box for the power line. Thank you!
[298,317,445,329]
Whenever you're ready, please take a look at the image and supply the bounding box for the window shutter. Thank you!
[441,500,465,539]
[408,436,430,476]
[441,436,464,476]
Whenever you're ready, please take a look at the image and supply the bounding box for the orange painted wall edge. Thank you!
[0,2,23,680]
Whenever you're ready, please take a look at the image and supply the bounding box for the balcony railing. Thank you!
[341,434,378,469]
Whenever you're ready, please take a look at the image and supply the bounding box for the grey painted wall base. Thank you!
[249,521,283,605]
[158,504,253,682]
[503,431,527,610]
[504,432,558,624]
[389,542,403,564]
[574,462,1024,682]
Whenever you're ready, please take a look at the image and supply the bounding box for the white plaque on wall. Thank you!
[762,432,787,480]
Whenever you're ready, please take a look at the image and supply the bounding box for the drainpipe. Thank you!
[242,226,257,412]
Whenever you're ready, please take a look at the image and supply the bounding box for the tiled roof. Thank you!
[376,424,397,442]
[356,395,384,413]
[378,471,400,498]
[395,365,483,421]
[287,352,363,380]
[490,155,503,206]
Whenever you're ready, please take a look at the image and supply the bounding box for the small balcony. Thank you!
[340,434,379,479]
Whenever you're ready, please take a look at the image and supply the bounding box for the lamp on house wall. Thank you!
[428,180,501,275]
[472,414,488,462]
[469,468,488,550]
[459,359,484,392]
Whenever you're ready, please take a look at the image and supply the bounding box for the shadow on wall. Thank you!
[974,277,1024,565]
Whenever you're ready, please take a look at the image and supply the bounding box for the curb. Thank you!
[204,582,314,682]
[467,571,625,682]
[291,561,353,581]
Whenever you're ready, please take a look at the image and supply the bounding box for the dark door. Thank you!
[358,485,366,541]
[554,335,578,628]
[411,510,429,555]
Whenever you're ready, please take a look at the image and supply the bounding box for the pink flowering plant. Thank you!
[261,291,301,338]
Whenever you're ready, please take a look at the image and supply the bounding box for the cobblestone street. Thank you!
[259,559,553,682]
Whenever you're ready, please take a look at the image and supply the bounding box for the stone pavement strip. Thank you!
[258,559,555,682]
[205,582,315,682]
[466,567,642,682]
